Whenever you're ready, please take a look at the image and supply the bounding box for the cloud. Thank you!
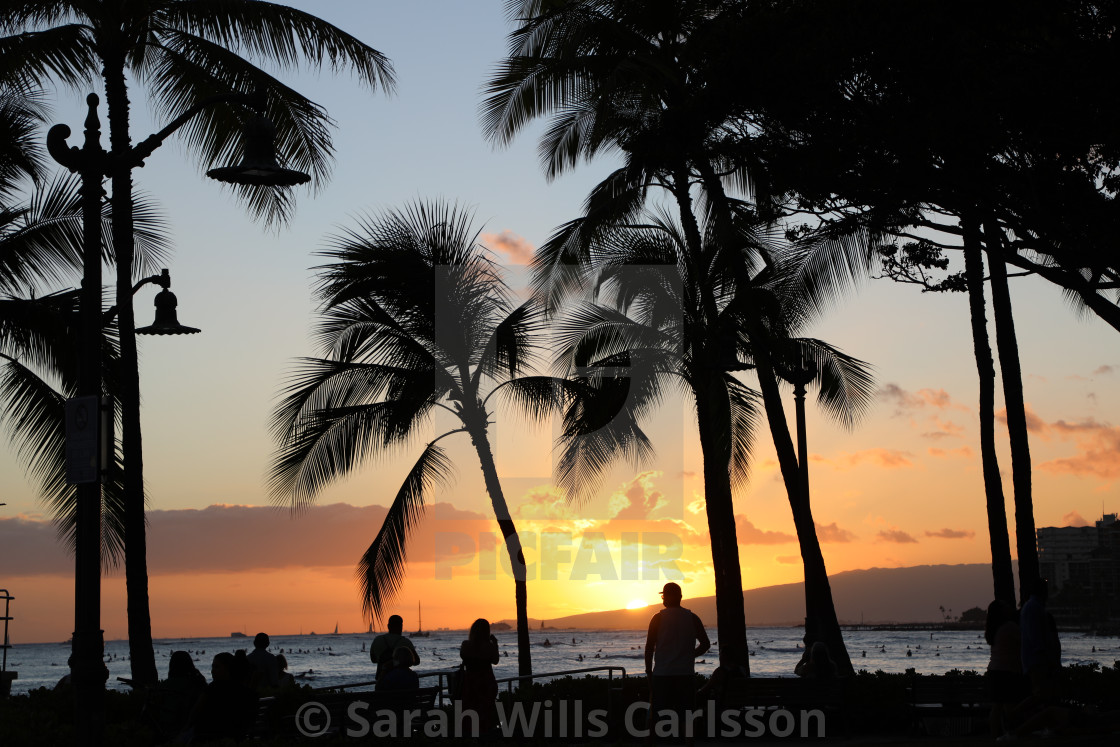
[877,529,918,544]
[928,446,973,459]
[1092,365,1114,376]
[608,471,671,520]
[924,528,976,539]
[814,521,857,543]
[879,384,968,415]
[734,517,796,545]
[920,417,965,441]
[0,502,495,576]
[1061,511,1092,527]
[480,230,534,264]
[995,403,1048,435]
[821,448,914,469]
[515,486,582,521]
[1036,418,1120,479]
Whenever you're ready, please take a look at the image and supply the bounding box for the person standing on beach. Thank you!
[246,632,279,689]
[370,615,420,682]
[644,582,711,738]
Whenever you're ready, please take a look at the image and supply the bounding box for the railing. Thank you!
[494,665,628,696]
[313,665,628,708]
[312,667,460,706]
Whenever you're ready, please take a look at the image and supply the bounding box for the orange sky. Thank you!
[1,4,1117,645]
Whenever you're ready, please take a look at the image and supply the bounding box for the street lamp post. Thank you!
[785,355,818,502]
[48,91,308,746]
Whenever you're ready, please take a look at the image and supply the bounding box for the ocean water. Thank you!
[4,627,1118,696]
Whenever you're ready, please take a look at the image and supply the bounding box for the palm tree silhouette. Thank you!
[2,1,394,684]
[271,200,569,678]
[550,206,874,678]
[485,0,870,670]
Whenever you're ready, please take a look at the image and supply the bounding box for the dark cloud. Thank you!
[1092,365,1114,376]
[0,502,493,576]
[923,528,975,539]
[877,529,918,544]
[879,384,966,415]
[735,517,796,545]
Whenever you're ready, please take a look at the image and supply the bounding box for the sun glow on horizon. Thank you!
[626,599,648,610]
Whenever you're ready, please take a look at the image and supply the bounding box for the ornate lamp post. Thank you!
[784,353,818,502]
[48,91,308,745]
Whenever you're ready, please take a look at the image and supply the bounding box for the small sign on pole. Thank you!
[66,396,101,484]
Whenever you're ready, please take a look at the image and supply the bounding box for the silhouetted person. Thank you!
[371,614,420,682]
[154,651,207,740]
[275,654,295,689]
[984,599,1025,737]
[1020,580,1060,700]
[246,632,279,690]
[645,582,711,739]
[377,646,420,692]
[795,642,838,679]
[698,640,748,713]
[192,652,257,743]
[459,618,500,736]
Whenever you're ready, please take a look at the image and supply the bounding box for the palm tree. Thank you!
[485,0,757,660]
[2,1,394,685]
[270,200,567,679]
[485,0,866,669]
[552,207,874,677]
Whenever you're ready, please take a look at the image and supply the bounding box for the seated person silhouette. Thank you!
[377,647,420,692]
[192,652,258,742]
[155,651,207,740]
[795,642,838,679]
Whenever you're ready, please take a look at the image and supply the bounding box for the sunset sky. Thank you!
[1,1,1116,644]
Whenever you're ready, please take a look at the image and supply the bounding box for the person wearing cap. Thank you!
[644,582,710,737]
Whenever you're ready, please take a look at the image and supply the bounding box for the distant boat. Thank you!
[367,623,373,635]
[230,632,247,638]
[412,602,431,638]
[333,622,339,635]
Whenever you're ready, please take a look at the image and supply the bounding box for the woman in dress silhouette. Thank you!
[459,618,500,735]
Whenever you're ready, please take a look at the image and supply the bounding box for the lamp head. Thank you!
[206,113,311,187]
[136,288,200,335]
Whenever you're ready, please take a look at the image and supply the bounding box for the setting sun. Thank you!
[626,599,648,610]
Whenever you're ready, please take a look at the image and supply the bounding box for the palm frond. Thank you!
[357,440,454,623]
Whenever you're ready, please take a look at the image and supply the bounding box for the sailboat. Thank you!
[411,602,431,638]
[333,622,339,635]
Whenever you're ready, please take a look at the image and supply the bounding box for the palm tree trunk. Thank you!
[961,216,1016,605]
[750,339,853,676]
[669,166,751,664]
[102,56,158,687]
[982,217,1038,604]
[693,372,750,674]
[465,416,532,678]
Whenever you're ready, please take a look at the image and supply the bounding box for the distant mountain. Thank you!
[536,564,1004,630]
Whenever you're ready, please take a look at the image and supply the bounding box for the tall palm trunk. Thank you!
[102,53,158,686]
[982,217,1038,604]
[961,216,1016,605]
[693,371,749,674]
[750,337,853,675]
[670,166,750,661]
[465,410,532,678]
[695,159,851,672]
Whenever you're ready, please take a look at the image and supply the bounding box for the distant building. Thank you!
[1038,514,1119,628]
